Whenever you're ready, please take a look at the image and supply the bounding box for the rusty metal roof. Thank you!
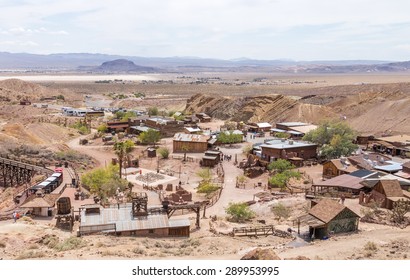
[314,174,364,190]
[174,133,209,142]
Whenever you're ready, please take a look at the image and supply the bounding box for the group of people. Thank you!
[221,154,232,161]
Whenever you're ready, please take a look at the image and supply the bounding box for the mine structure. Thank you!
[0,156,54,188]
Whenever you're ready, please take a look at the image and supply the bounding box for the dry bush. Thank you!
[15,250,46,260]
[54,237,87,252]
[0,240,6,248]
[132,247,145,255]
[364,241,377,251]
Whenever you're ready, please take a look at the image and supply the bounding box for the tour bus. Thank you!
[74,109,88,117]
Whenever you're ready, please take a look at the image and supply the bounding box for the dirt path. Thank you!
[66,131,114,168]
[207,145,261,216]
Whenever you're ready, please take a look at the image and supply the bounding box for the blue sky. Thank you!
[1,0,410,61]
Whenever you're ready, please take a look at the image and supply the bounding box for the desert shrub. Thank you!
[132,247,145,254]
[71,121,90,134]
[272,203,292,219]
[225,202,255,222]
[41,235,59,249]
[157,147,170,159]
[0,241,6,248]
[364,241,378,251]
[54,237,87,252]
[148,107,159,116]
[15,251,45,260]
[197,182,220,196]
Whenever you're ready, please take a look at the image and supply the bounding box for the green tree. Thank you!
[97,123,108,133]
[148,107,159,116]
[139,129,161,146]
[267,159,295,173]
[303,120,358,159]
[225,202,255,223]
[157,147,170,159]
[217,131,243,145]
[274,132,289,139]
[115,111,136,121]
[113,140,135,178]
[81,165,128,202]
[268,170,301,191]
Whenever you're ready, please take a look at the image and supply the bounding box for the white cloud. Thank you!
[1,0,410,59]
[0,40,39,46]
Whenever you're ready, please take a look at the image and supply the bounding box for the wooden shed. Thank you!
[370,180,408,209]
[322,158,358,179]
[297,199,359,239]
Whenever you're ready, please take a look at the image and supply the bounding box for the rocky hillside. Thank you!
[185,88,410,136]
[184,93,336,123]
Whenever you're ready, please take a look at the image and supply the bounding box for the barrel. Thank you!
[57,197,71,215]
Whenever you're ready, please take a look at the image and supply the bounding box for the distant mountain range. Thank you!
[0,51,409,73]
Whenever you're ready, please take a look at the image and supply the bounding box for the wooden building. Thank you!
[200,150,222,167]
[20,192,60,217]
[370,180,408,209]
[173,133,209,153]
[322,158,358,179]
[373,135,410,156]
[107,120,130,133]
[260,139,317,161]
[297,199,359,239]
[195,113,211,122]
[248,122,272,133]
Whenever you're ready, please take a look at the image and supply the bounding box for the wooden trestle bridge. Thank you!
[0,156,54,188]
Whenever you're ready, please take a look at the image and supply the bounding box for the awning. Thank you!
[297,214,325,227]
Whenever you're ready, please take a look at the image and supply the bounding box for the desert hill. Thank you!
[185,85,410,135]
[0,79,77,104]
[184,93,336,124]
[95,59,156,72]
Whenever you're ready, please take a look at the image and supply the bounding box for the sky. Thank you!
[1,0,410,61]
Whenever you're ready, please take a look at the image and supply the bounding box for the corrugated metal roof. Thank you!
[276,122,307,127]
[270,128,286,133]
[290,125,318,134]
[80,204,179,232]
[169,219,191,228]
[261,139,316,149]
[130,126,158,132]
[202,156,217,160]
[174,133,208,142]
[256,122,272,128]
